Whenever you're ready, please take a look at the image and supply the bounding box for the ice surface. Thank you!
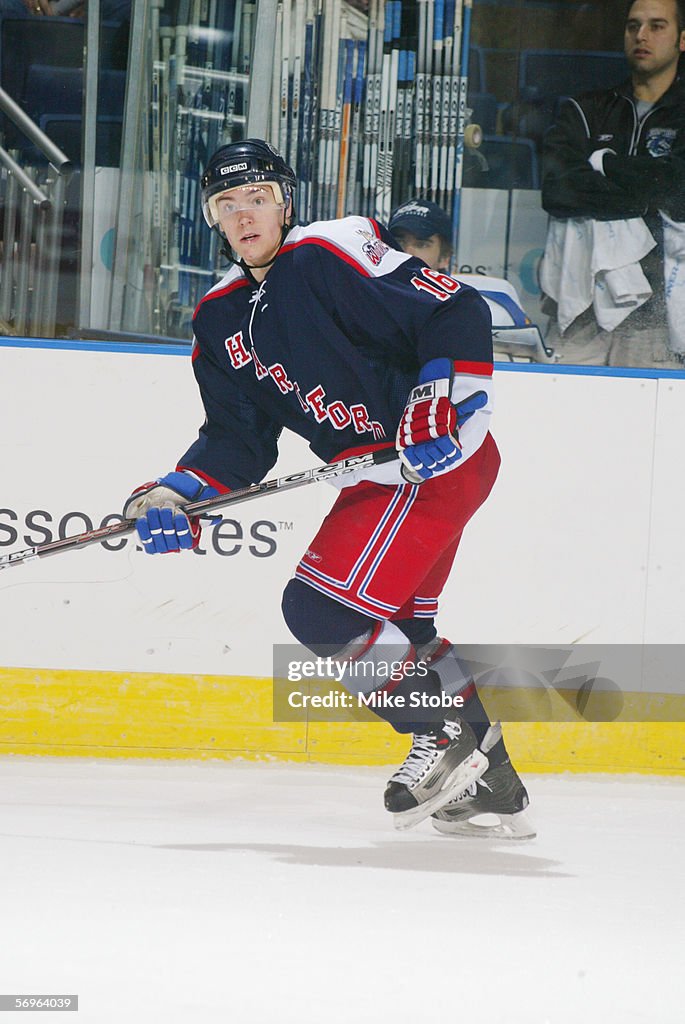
[1,757,683,1024]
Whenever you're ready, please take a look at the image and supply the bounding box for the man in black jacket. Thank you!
[541,0,685,367]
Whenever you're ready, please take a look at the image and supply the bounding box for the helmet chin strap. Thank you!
[219,208,292,272]
[240,222,291,271]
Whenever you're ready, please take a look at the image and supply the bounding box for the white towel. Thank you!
[541,217,656,333]
[661,211,685,354]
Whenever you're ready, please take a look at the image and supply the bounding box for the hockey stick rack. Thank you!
[0,447,399,573]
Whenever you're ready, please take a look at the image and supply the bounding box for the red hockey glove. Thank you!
[396,359,489,483]
[396,359,462,483]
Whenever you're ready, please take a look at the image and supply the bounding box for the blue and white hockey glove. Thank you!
[123,471,219,554]
[396,358,488,483]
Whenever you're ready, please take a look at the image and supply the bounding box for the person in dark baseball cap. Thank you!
[388,199,454,271]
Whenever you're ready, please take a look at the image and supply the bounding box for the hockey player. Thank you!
[123,138,534,837]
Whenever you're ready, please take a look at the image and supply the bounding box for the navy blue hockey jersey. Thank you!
[180,216,494,491]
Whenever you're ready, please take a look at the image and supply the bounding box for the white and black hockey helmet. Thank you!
[200,138,297,233]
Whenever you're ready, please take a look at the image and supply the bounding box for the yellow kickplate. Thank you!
[0,668,683,773]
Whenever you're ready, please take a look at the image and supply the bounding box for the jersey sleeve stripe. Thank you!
[175,465,231,494]
[453,359,494,377]
[193,277,251,319]
[280,236,373,276]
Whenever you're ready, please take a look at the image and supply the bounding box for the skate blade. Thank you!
[392,750,489,832]
[432,809,536,841]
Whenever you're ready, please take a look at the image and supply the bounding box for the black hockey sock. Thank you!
[421,639,491,747]
[363,662,448,735]
[482,731,510,766]
[393,617,438,648]
[457,682,491,747]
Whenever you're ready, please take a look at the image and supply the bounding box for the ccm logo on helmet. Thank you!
[220,162,249,175]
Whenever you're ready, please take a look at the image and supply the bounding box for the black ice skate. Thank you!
[384,719,489,831]
[432,722,536,840]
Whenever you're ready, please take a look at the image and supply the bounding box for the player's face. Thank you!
[393,230,446,271]
[216,184,287,270]
[624,0,685,77]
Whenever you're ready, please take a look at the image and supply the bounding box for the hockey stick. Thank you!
[445,0,464,221]
[451,0,473,257]
[271,2,283,145]
[361,0,379,216]
[327,15,346,220]
[336,38,355,218]
[279,0,291,160]
[0,447,400,573]
[430,0,445,202]
[291,0,305,172]
[298,8,314,223]
[414,0,427,196]
[438,0,455,206]
[345,39,365,215]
